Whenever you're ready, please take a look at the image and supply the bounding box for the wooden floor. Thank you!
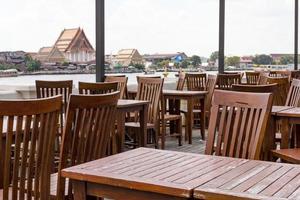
[163,129,206,154]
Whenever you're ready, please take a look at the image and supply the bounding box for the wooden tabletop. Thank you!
[62,148,300,199]
[162,90,207,97]
[117,99,149,109]
[271,106,294,115]
[276,107,300,118]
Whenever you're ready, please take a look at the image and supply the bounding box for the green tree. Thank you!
[209,51,219,62]
[180,60,190,68]
[25,55,41,71]
[157,60,170,68]
[191,55,202,67]
[131,63,145,70]
[252,54,273,65]
[279,55,294,65]
[226,56,240,67]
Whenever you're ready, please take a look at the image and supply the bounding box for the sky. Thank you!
[0,0,295,57]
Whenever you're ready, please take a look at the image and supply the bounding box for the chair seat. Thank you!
[164,114,181,121]
[181,109,202,114]
[125,122,155,129]
[272,148,300,164]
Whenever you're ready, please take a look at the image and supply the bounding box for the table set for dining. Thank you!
[2,70,300,200]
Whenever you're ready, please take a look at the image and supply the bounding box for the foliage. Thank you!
[157,60,170,68]
[252,54,273,65]
[130,62,145,70]
[209,51,219,62]
[25,55,41,71]
[226,56,240,67]
[180,60,190,68]
[0,63,17,70]
[279,55,294,65]
[190,55,202,67]
[114,63,123,69]
[62,61,69,66]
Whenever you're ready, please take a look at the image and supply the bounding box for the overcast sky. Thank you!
[0,0,295,57]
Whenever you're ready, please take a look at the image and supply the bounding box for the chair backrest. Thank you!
[136,77,164,124]
[0,96,62,200]
[232,83,278,94]
[266,77,290,106]
[205,75,217,113]
[185,73,207,91]
[245,72,260,85]
[176,73,186,91]
[78,82,118,95]
[205,90,273,160]
[285,79,300,107]
[217,74,241,90]
[36,80,73,113]
[290,70,300,80]
[105,76,128,99]
[57,92,119,198]
[258,74,269,85]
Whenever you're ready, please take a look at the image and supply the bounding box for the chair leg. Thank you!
[184,113,188,141]
[177,118,182,146]
[161,121,166,150]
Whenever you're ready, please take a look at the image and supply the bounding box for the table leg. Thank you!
[200,97,205,140]
[264,115,276,161]
[140,104,148,147]
[116,111,126,153]
[187,98,194,144]
[73,180,87,200]
[169,99,175,134]
[280,118,290,149]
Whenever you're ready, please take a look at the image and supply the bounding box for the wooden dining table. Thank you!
[61,148,300,200]
[128,89,207,144]
[162,90,207,144]
[115,99,149,153]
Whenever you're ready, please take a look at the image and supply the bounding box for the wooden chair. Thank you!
[245,71,260,85]
[205,90,273,159]
[266,77,290,106]
[232,83,278,94]
[176,72,185,91]
[181,75,217,140]
[216,74,241,90]
[79,81,118,95]
[160,75,185,149]
[258,74,269,85]
[35,80,72,170]
[56,92,120,199]
[0,96,62,199]
[125,77,163,148]
[185,73,207,91]
[290,70,300,80]
[105,76,128,99]
[272,79,300,163]
[36,80,73,114]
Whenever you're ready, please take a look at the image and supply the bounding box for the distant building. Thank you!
[270,54,293,64]
[143,52,188,64]
[115,49,143,66]
[35,46,65,63]
[239,56,253,68]
[54,28,95,63]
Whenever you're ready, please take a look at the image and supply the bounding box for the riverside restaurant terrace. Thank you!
[2,0,300,199]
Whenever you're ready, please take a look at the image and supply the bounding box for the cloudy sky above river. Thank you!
[0,0,295,57]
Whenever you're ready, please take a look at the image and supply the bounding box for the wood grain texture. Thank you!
[205,90,273,160]
[0,96,62,199]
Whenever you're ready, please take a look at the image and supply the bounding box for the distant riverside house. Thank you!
[143,52,188,64]
[239,56,253,68]
[115,49,143,66]
[270,54,293,64]
[35,46,65,63]
[54,28,95,63]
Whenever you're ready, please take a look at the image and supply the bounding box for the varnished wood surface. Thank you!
[271,106,294,115]
[276,107,300,118]
[163,90,207,97]
[117,99,149,109]
[62,148,300,200]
